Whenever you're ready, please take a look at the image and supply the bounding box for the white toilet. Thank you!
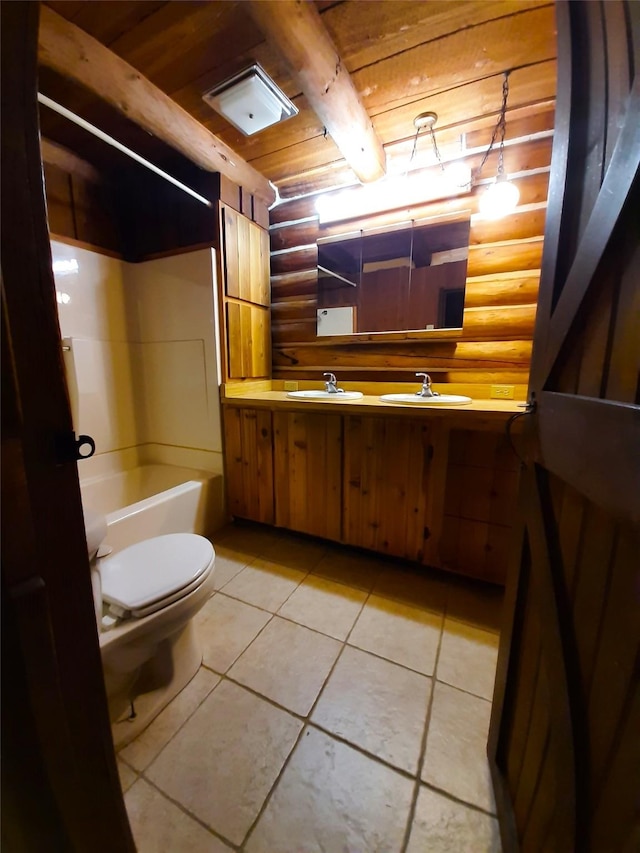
[84,509,216,748]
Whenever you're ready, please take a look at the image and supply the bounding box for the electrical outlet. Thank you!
[490,384,515,399]
[284,381,299,391]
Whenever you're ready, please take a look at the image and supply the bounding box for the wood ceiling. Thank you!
[39,0,557,204]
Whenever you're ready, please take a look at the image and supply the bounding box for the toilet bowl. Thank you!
[83,509,216,748]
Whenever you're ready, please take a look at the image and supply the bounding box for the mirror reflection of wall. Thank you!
[317,216,470,336]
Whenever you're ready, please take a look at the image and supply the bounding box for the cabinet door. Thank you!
[343,416,431,560]
[273,411,342,541]
[223,206,269,307]
[226,302,270,378]
[439,428,520,583]
[223,407,274,523]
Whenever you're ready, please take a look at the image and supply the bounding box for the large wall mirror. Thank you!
[317,215,471,337]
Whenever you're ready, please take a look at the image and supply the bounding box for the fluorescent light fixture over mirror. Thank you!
[203,64,298,136]
[316,165,471,225]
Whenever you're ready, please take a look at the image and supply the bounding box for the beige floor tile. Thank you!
[147,681,302,846]
[422,682,495,812]
[125,778,232,852]
[229,617,341,715]
[373,566,448,612]
[277,574,367,640]
[245,727,414,853]
[312,547,383,590]
[117,758,137,793]
[446,581,504,632]
[406,786,501,853]
[222,558,305,612]
[194,593,271,673]
[438,618,499,700]
[211,543,256,590]
[312,645,431,773]
[257,532,327,572]
[120,668,220,771]
[348,594,443,675]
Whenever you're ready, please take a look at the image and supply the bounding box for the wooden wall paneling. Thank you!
[69,173,120,251]
[226,302,270,379]
[222,406,274,523]
[236,212,252,301]
[249,221,270,306]
[461,303,538,340]
[466,238,544,277]
[463,272,540,308]
[273,411,342,540]
[273,339,532,374]
[42,161,75,237]
[223,205,240,298]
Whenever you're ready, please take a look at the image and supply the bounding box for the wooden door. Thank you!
[343,415,431,560]
[1,4,135,849]
[273,410,342,540]
[489,3,640,851]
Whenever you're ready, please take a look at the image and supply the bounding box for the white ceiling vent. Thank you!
[202,64,298,136]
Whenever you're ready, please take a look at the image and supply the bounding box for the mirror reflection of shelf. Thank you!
[317,215,470,336]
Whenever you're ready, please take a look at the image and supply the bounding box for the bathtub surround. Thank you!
[52,240,225,509]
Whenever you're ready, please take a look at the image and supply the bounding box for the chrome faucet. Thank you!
[323,372,344,393]
[415,372,439,398]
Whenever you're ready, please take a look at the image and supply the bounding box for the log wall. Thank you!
[269,113,554,387]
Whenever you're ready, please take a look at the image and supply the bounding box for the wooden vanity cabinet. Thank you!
[273,411,342,541]
[342,415,432,561]
[222,403,520,584]
[222,407,274,524]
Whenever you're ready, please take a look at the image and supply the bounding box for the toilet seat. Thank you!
[100,534,215,619]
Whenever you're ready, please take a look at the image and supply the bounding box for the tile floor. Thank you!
[117,522,504,852]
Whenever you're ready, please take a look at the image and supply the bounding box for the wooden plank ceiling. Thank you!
[40,0,557,201]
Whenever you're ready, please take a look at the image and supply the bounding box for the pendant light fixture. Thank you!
[477,71,520,219]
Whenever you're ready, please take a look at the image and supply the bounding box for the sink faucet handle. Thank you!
[323,372,343,393]
[415,372,437,398]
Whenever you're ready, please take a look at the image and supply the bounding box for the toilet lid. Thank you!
[100,534,214,613]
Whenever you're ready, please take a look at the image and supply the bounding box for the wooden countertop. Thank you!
[221,386,525,423]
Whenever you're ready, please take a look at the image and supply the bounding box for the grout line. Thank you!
[117,667,223,774]
[139,774,242,851]
[400,606,446,853]
[418,780,500,819]
[434,675,494,704]
[239,621,354,848]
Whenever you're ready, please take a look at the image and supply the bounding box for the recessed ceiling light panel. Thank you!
[202,63,298,136]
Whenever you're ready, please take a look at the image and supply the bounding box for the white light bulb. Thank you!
[479,176,520,219]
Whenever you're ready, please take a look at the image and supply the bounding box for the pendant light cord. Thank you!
[409,70,511,181]
[476,71,511,178]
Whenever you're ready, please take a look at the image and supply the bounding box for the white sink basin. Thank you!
[286,390,363,401]
[379,393,472,406]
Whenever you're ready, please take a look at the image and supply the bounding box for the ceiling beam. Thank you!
[37,5,275,206]
[40,137,103,184]
[247,0,386,185]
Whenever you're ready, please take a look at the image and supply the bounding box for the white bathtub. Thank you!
[80,464,226,553]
